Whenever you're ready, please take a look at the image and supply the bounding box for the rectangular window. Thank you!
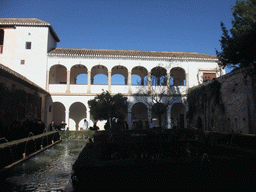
[203,73,216,82]
[21,60,25,65]
[26,42,31,49]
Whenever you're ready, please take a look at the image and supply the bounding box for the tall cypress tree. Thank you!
[216,0,256,70]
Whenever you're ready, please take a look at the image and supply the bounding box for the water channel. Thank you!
[2,140,87,191]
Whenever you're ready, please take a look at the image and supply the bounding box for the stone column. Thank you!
[148,107,152,122]
[87,108,91,128]
[128,71,132,94]
[46,70,50,92]
[148,72,151,94]
[167,72,170,95]
[186,73,189,91]
[108,71,111,93]
[167,107,171,129]
[66,70,70,93]
[128,110,132,130]
[65,110,69,130]
[87,70,91,93]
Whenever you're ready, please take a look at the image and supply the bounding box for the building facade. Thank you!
[0,18,225,130]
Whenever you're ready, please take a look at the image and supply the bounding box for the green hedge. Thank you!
[59,130,95,140]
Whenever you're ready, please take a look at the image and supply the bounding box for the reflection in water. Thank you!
[3,140,87,191]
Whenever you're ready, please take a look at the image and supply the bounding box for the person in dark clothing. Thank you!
[90,122,99,131]
[59,120,67,131]
[49,120,56,131]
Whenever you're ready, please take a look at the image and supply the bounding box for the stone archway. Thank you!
[170,67,186,86]
[131,102,148,129]
[91,65,108,85]
[171,103,186,128]
[52,102,65,126]
[69,102,87,130]
[152,103,167,128]
[131,66,148,85]
[151,67,167,86]
[111,65,128,85]
[49,65,67,84]
[70,64,88,84]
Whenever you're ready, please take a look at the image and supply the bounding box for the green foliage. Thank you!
[59,130,95,140]
[88,90,128,122]
[187,80,222,119]
[0,131,58,148]
[216,0,256,69]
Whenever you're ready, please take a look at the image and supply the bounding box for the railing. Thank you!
[0,45,3,54]
[111,85,128,94]
[48,84,187,95]
[49,84,67,93]
[70,85,87,93]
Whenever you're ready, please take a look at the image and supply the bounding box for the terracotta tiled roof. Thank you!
[0,18,50,25]
[0,63,47,93]
[48,48,218,60]
[0,18,60,42]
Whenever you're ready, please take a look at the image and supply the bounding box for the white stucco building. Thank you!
[0,18,225,130]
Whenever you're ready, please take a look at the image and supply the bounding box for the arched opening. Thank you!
[49,65,67,84]
[171,103,186,129]
[69,102,87,131]
[131,102,148,129]
[52,102,65,126]
[152,103,167,128]
[70,65,88,84]
[76,74,87,84]
[170,67,186,86]
[111,74,125,85]
[131,74,141,85]
[131,66,148,85]
[91,65,108,85]
[151,67,167,85]
[111,65,128,85]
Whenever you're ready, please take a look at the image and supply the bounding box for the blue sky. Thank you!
[1,0,237,77]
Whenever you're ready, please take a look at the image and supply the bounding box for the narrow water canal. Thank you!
[2,140,87,191]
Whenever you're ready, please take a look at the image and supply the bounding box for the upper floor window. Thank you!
[203,73,216,82]
[26,42,31,49]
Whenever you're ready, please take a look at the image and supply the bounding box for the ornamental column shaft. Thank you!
[167,107,171,129]
[128,71,132,94]
[128,110,132,130]
[186,73,189,93]
[46,70,50,92]
[87,70,91,93]
[65,110,69,130]
[148,72,151,94]
[108,71,111,93]
[87,109,91,128]
[167,72,170,95]
[66,70,70,93]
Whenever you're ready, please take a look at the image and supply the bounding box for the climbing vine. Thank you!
[187,79,223,120]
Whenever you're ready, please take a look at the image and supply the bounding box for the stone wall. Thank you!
[0,64,49,139]
[188,65,256,134]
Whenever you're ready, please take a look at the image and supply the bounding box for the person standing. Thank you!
[83,119,88,130]
[49,120,56,131]
[60,120,67,131]
[149,119,155,129]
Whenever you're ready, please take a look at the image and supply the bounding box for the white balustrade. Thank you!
[111,85,128,94]
[70,85,87,93]
[91,85,108,93]
[49,84,67,93]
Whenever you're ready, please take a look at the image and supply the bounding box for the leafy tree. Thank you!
[216,0,256,70]
[88,91,128,130]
